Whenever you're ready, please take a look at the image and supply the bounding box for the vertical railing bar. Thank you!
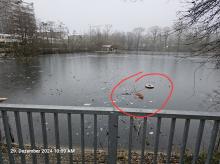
[0,126,3,163]
[67,113,73,164]
[140,118,147,164]
[54,112,61,164]
[81,114,85,164]
[14,111,26,164]
[166,118,176,164]
[93,114,97,164]
[205,120,220,164]
[128,117,134,164]
[153,117,162,164]
[192,119,205,164]
[27,112,37,164]
[215,130,220,152]
[41,112,49,164]
[0,145,3,164]
[108,113,118,164]
[1,111,15,164]
[179,119,190,164]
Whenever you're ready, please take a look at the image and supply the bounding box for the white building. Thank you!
[0,34,21,43]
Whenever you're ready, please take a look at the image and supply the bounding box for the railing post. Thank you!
[0,126,2,164]
[205,120,220,164]
[108,112,118,164]
[0,127,3,164]
[2,111,15,164]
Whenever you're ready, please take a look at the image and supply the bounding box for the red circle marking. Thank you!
[109,72,174,118]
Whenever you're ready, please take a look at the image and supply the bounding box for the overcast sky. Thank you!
[25,0,184,34]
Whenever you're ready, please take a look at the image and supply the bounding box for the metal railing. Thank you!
[0,103,220,164]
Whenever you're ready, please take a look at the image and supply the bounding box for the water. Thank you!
[0,53,220,152]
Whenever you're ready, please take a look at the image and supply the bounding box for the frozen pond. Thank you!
[0,52,220,152]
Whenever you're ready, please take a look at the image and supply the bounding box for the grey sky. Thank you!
[25,0,183,34]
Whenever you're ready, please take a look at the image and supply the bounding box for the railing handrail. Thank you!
[0,103,220,120]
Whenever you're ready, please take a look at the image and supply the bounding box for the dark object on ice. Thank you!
[145,84,154,89]
[135,93,144,100]
[122,92,131,95]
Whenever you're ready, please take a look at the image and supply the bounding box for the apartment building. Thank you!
[0,0,36,37]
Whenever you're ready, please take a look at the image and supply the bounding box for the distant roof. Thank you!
[102,45,112,48]
[69,34,82,37]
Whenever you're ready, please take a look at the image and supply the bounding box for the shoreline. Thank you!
[0,51,216,60]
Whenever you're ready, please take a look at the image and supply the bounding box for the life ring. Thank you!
[145,84,154,89]
[0,98,8,102]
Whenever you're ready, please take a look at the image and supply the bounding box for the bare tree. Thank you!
[162,27,170,51]
[133,27,145,51]
[149,26,160,51]
[178,0,220,56]
[173,21,185,52]
[104,24,112,41]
